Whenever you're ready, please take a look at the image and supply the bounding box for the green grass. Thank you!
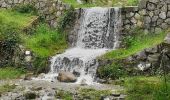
[102,31,168,60]
[22,24,68,57]
[0,9,37,30]
[62,0,139,8]
[123,76,170,100]
[0,67,25,80]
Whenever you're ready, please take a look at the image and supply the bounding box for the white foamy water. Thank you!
[34,7,122,85]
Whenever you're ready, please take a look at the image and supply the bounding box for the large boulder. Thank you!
[57,71,77,82]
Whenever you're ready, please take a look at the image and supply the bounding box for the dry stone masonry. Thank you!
[0,0,70,28]
[121,0,170,34]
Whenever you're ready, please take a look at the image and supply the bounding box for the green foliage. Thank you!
[123,76,170,100]
[0,67,25,80]
[13,4,37,14]
[22,23,68,57]
[78,88,111,100]
[0,84,16,96]
[98,62,127,79]
[103,30,168,60]
[55,90,73,100]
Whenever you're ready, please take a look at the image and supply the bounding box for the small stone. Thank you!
[157,19,164,25]
[161,23,168,29]
[165,18,170,24]
[164,33,170,44]
[147,2,156,11]
[149,11,154,17]
[139,9,146,16]
[152,16,158,22]
[137,21,143,27]
[155,28,162,34]
[159,12,166,19]
[144,16,151,24]
[134,13,141,20]
[131,17,137,24]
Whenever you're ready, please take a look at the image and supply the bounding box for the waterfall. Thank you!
[113,7,122,49]
[42,7,122,85]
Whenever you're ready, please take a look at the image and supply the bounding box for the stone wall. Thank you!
[122,0,170,34]
[0,0,70,28]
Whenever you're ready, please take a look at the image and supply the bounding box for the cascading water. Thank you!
[41,7,122,85]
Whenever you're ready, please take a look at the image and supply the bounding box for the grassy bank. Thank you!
[102,31,168,60]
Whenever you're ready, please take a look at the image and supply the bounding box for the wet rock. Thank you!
[57,71,77,82]
[24,92,37,99]
[97,78,107,84]
[147,54,160,62]
[73,70,80,77]
[136,51,147,60]
[38,73,46,79]
[137,62,151,71]
[24,73,34,80]
[145,46,158,53]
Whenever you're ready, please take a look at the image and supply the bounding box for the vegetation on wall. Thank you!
[62,0,139,7]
